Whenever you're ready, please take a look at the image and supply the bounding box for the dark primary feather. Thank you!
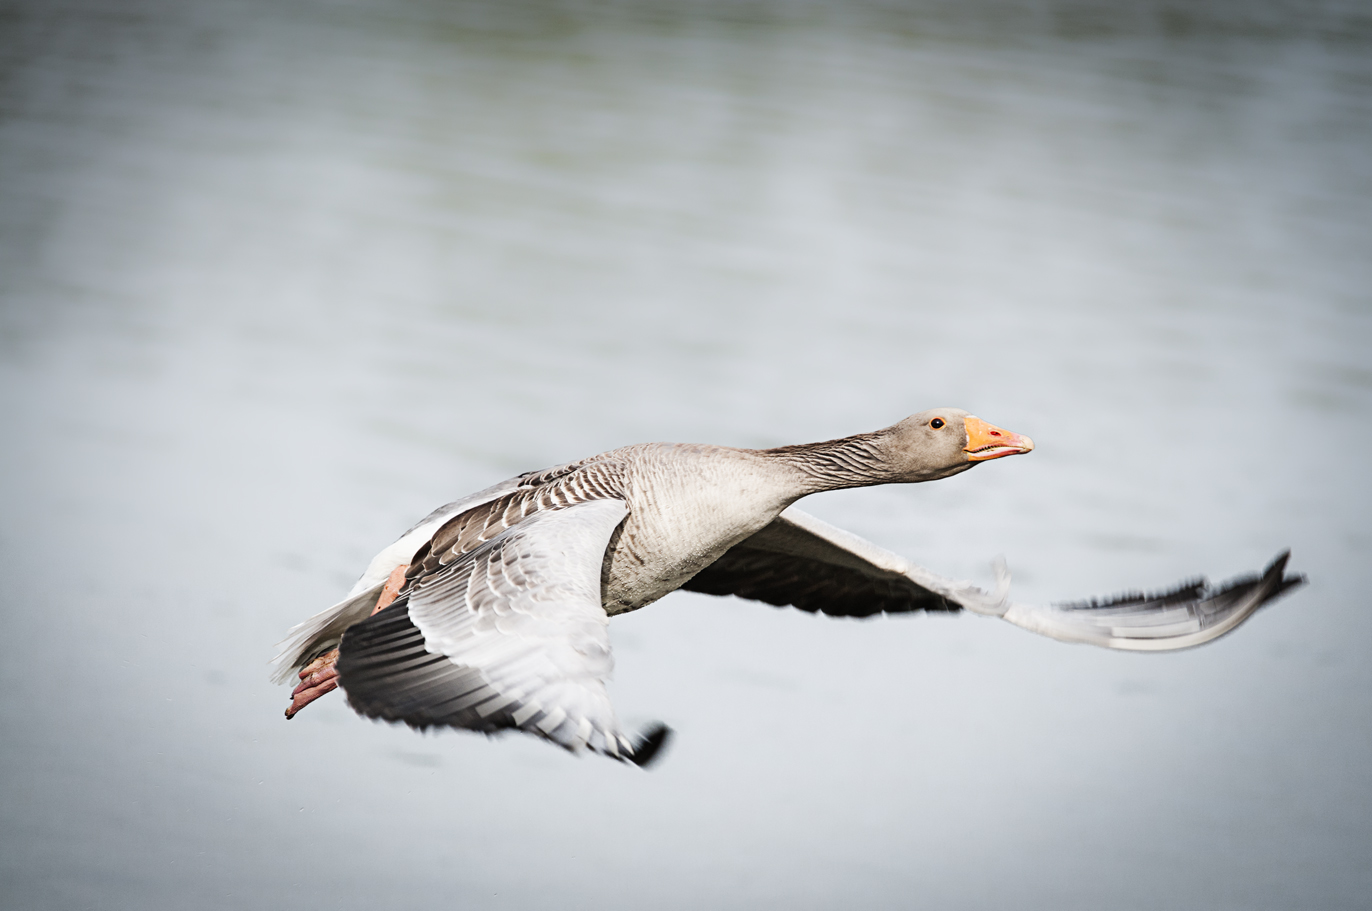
[626,723,672,769]
[1054,550,1304,614]
[339,597,669,765]
[685,525,1304,651]
[683,546,959,616]
[1057,578,1208,611]
[338,595,515,733]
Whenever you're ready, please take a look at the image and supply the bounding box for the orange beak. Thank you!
[964,415,1035,461]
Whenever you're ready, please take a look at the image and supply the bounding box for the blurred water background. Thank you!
[1,1,1369,908]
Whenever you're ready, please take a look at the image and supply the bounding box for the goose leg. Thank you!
[285,564,410,719]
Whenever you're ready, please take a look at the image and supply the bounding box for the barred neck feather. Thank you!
[758,431,896,494]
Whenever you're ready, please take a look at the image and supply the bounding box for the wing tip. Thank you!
[625,722,673,769]
[1055,549,1306,614]
[1217,549,1305,609]
[1261,548,1306,605]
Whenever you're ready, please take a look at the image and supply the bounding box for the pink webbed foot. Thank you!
[286,650,338,719]
[284,564,409,720]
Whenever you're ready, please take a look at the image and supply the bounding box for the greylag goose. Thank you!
[273,409,1302,766]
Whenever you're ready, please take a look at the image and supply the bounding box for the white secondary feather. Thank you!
[399,498,633,755]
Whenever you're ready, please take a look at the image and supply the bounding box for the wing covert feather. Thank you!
[337,499,640,758]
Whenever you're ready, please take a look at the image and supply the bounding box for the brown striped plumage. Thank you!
[274,409,1302,764]
[406,455,631,584]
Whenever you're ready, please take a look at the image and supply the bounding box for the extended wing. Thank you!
[683,507,1303,651]
[270,476,529,684]
[335,499,667,765]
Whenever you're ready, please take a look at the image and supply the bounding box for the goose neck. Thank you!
[759,431,896,495]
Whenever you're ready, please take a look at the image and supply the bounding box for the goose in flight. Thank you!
[273,409,1302,766]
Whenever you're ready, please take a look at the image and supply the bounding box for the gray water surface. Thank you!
[1,2,1370,909]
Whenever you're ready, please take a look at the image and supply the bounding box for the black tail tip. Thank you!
[627,722,673,769]
[1266,548,1307,586]
[1262,549,1306,604]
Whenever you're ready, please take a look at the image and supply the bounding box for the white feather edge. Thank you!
[269,478,524,684]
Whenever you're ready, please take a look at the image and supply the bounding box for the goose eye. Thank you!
[930,418,945,429]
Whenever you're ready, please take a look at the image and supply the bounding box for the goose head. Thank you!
[883,408,1034,482]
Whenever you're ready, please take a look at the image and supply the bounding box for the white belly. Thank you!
[600,451,797,614]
